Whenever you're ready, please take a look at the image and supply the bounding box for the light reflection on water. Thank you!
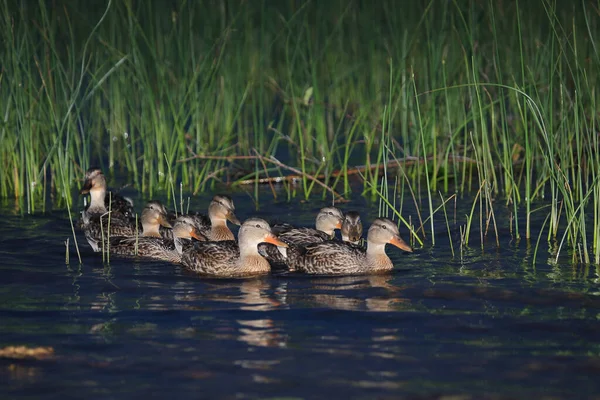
[1,193,600,399]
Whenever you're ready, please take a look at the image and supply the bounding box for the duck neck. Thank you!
[315,220,334,236]
[141,222,161,237]
[366,242,393,272]
[238,244,270,274]
[88,187,107,214]
[210,219,234,241]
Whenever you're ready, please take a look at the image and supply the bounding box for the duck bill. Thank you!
[347,227,362,242]
[390,236,412,252]
[79,179,93,195]
[226,211,241,226]
[335,221,343,229]
[349,234,361,243]
[157,215,173,229]
[190,228,206,241]
[263,234,288,248]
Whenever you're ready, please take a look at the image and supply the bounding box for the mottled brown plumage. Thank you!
[109,216,203,262]
[286,218,412,276]
[275,206,344,240]
[79,200,170,252]
[180,218,287,278]
[258,206,344,265]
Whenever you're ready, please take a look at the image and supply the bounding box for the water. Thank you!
[1,189,600,399]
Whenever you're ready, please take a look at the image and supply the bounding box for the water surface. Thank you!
[1,190,599,399]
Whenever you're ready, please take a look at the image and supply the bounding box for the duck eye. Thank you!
[256,224,262,228]
[381,225,387,229]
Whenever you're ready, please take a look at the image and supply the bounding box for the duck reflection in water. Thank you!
[205,280,288,348]
[289,275,411,312]
[176,278,285,311]
[234,281,287,348]
[237,318,286,348]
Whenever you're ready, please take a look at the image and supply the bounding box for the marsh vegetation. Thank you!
[1,0,599,263]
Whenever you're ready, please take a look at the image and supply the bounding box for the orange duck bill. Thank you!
[190,228,207,241]
[262,234,288,248]
[389,236,413,252]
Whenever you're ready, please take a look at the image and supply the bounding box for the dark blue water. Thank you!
[1,190,599,399]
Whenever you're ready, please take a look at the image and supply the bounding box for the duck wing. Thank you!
[287,241,366,275]
[108,236,180,263]
[258,228,334,269]
[270,222,295,235]
[80,212,138,252]
[181,240,240,275]
[277,227,331,246]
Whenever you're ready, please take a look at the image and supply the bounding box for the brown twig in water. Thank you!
[177,152,479,200]
[178,152,347,201]
[253,150,347,202]
[178,154,258,163]
[235,154,477,184]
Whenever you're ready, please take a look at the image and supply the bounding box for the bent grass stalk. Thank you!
[532,213,551,267]
[462,181,484,249]
[439,192,455,258]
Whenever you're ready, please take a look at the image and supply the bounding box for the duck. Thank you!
[138,201,173,237]
[80,200,171,252]
[341,211,363,244]
[180,217,288,278]
[108,216,203,263]
[169,195,241,241]
[79,167,135,219]
[257,206,345,265]
[272,206,345,244]
[283,218,412,276]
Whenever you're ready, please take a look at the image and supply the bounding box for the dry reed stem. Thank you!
[179,152,348,201]
[178,153,478,191]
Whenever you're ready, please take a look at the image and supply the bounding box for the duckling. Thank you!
[80,200,171,252]
[341,211,363,244]
[108,216,203,263]
[258,206,344,265]
[180,218,287,278]
[79,167,135,219]
[170,195,241,241]
[285,218,412,275]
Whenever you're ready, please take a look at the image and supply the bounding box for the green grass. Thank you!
[1,0,599,263]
